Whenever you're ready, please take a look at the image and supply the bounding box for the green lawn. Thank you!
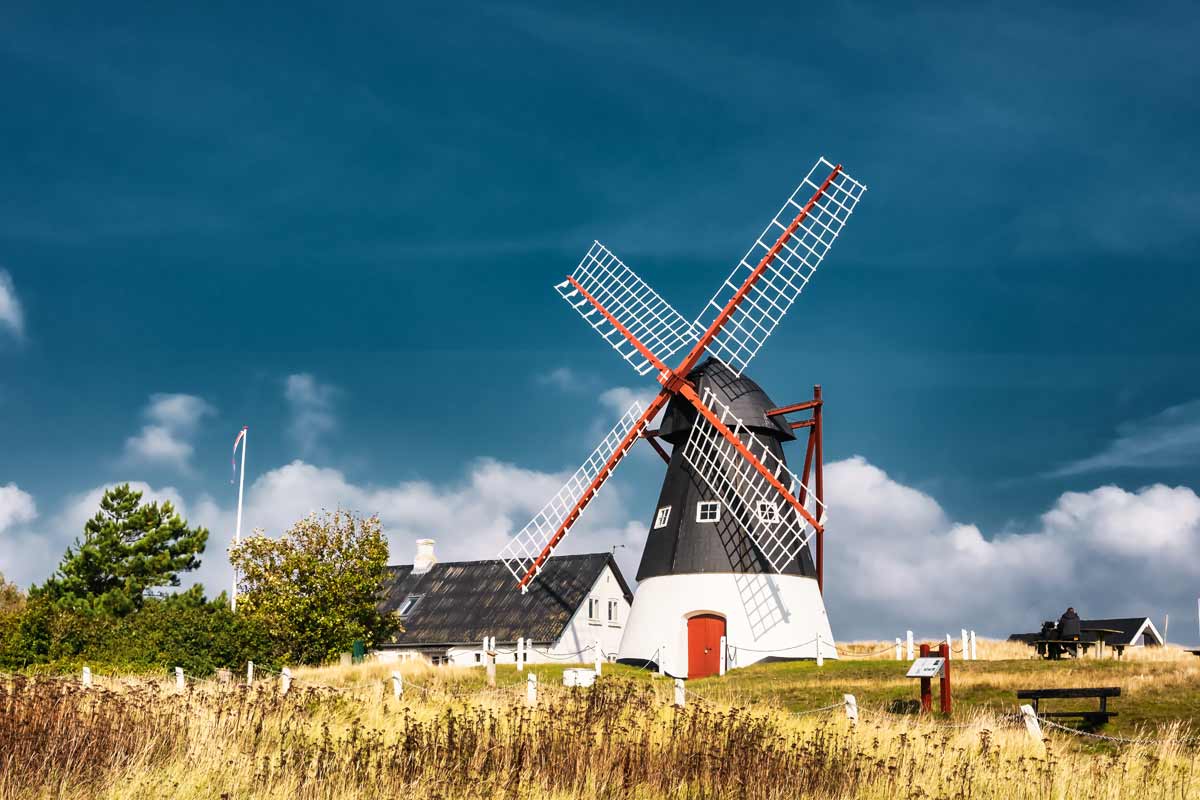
[476,657,1200,738]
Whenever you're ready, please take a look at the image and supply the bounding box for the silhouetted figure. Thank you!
[1058,607,1081,640]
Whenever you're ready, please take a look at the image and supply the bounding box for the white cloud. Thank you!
[123,393,213,473]
[0,484,36,532]
[537,367,580,392]
[184,456,646,601]
[284,373,337,455]
[598,386,667,428]
[1051,399,1200,476]
[0,270,24,338]
[13,445,1200,641]
[145,393,212,431]
[825,456,1200,639]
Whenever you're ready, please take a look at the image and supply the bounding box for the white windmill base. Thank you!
[616,572,836,677]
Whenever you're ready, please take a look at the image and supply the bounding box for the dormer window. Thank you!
[398,594,423,616]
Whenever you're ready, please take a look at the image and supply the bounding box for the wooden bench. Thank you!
[1016,687,1120,724]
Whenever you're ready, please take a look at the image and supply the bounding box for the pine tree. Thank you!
[38,484,208,615]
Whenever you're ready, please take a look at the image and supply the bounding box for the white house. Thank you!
[374,540,633,666]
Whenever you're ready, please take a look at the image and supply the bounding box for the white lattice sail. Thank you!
[499,399,649,588]
[557,242,700,376]
[695,158,866,376]
[680,388,825,574]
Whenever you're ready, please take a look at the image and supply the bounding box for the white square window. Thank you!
[588,598,600,622]
[653,506,672,529]
[607,599,620,625]
[696,501,721,523]
[756,501,780,525]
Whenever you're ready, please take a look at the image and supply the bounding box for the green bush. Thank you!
[0,588,276,675]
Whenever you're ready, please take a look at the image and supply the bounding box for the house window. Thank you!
[653,506,672,529]
[756,501,780,525]
[696,501,721,523]
[398,594,423,616]
[607,599,620,625]
[588,598,601,623]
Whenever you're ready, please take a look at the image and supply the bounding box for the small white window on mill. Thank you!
[653,506,671,529]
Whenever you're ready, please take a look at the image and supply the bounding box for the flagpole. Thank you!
[232,426,247,612]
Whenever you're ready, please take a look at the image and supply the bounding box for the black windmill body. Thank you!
[638,358,817,582]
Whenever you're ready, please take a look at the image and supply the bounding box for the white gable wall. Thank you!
[547,564,629,662]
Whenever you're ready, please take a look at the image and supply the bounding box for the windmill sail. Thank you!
[556,242,700,376]
[499,397,659,589]
[680,387,824,575]
[694,158,866,376]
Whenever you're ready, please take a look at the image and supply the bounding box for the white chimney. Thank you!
[413,539,437,574]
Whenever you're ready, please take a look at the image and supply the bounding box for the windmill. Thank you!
[498,157,866,678]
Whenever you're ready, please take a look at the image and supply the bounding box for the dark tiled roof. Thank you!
[378,553,632,647]
[1008,617,1161,646]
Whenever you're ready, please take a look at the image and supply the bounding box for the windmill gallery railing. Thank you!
[498,157,866,594]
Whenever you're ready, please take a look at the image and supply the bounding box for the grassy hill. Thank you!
[307,640,1200,741]
[10,643,1200,798]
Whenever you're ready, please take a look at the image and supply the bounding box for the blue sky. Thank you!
[1,2,1199,638]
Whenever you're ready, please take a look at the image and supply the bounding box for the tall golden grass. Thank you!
[4,660,1200,800]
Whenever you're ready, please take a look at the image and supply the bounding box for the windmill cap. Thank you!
[656,357,795,446]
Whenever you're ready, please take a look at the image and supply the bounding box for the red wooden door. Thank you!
[687,614,726,679]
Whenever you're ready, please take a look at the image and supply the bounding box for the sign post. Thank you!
[906,643,951,714]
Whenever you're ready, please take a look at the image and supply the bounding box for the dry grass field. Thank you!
[5,641,1200,799]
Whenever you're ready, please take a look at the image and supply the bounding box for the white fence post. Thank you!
[593,639,602,676]
[961,629,969,660]
[674,678,685,707]
[280,667,292,696]
[969,631,977,661]
[516,637,524,672]
[843,693,858,726]
[658,644,666,677]
[526,673,538,707]
[482,636,487,662]
[895,638,902,660]
[82,665,92,689]
[391,671,403,699]
[246,661,254,686]
[1020,704,1043,742]
[175,666,185,692]
[946,634,953,655]
[906,630,914,660]
[719,636,727,676]
[815,633,824,667]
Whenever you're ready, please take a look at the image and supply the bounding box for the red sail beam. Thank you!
[677,382,823,534]
[671,165,843,379]
[514,282,675,590]
[516,391,670,591]
[566,276,672,377]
